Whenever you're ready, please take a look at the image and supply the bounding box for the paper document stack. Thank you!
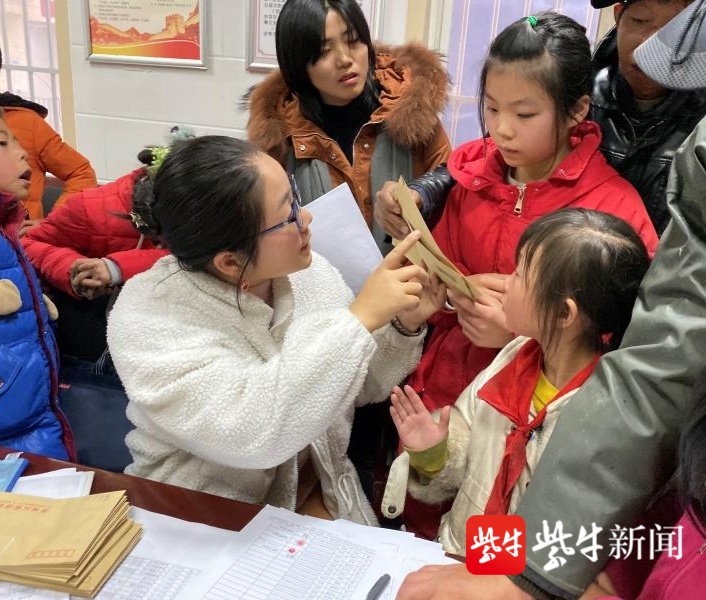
[393,177,479,299]
[0,490,142,597]
[178,505,459,599]
[13,468,95,499]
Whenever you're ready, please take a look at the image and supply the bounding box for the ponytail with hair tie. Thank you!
[129,173,161,238]
[129,124,196,238]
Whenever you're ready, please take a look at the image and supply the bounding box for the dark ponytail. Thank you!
[516,208,650,354]
[149,136,264,288]
[129,174,160,238]
[478,12,592,142]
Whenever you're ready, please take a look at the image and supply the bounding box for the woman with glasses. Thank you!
[107,136,445,524]
[247,0,452,501]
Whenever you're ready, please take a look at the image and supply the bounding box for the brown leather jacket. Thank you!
[247,43,451,227]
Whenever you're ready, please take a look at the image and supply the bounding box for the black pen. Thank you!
[366,573,392,600]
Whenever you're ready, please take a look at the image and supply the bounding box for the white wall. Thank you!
[67,0,407,182]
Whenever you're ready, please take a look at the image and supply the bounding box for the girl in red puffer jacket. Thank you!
[20,147,172,362]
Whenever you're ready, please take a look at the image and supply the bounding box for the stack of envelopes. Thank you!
[392,177,479,300]
[0,490,142,597]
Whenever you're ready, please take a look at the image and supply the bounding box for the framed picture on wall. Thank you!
[85,0,206,68]
[247,0,381,72]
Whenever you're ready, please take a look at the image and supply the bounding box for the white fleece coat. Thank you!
[108,253,424,525]
[382,337,583,553]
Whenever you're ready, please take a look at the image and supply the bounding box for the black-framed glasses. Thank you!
[259,175,303,236]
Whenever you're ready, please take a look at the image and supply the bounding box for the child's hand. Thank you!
[390,385,451,452]
[449,273,512,348]
[70,258,113,300]
[18,218,42,238]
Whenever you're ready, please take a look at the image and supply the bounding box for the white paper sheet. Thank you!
[95,507,240,600]
[0,582,66,600]
[178,505,458,600]
[306,183,382,295]
[12,469,94,499]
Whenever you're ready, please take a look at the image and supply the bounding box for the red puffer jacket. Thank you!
[408,121,659,412]
[21,168,168,296]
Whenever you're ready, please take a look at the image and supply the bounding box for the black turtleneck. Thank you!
[319,94,375,165]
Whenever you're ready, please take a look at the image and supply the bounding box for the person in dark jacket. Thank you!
[589,0,706,234]
[376,0,704,239]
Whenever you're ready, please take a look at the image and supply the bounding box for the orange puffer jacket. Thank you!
[1,94,97,219]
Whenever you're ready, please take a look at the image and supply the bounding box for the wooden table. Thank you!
[1,448,262,531]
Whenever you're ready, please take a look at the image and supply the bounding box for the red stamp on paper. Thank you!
[466,515,526,575]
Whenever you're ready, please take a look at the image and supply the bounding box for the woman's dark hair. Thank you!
[478,12,593,157]
[515,208,650,354]
[134,136,264,292]
[679,368,706,536]
[275,0,378,127]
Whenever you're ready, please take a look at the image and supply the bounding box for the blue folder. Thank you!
[0,457,29,491]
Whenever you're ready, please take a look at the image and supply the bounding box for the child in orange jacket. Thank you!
[0,48,96,224]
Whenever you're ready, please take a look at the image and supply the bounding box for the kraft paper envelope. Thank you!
[0,490,142,597]
[392,177,479,300]
[0,490,126,568]
[11,502,130,579]
[0,521,142,597]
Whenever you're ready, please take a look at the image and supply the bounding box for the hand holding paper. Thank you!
[350,231,429,332]
[374,180,422,239]
[391,178,479,300]
[449,273,512,347]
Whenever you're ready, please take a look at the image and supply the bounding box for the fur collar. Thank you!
[247,42,448,163]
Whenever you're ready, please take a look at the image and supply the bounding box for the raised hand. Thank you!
[350,230,429,332]
[390,385,450,452]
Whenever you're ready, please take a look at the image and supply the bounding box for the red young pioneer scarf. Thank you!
[478,339,600,515]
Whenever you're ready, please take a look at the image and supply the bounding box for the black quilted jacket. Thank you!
[590,27,706,234]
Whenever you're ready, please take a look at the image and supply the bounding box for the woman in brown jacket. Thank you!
[247,0,451,254]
